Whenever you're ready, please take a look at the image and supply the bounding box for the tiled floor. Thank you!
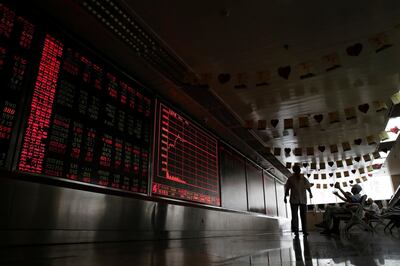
[1,231,400,265]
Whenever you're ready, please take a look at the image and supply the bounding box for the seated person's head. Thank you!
[292,165,301,174]
[367,198,373,205]
[351,184,362,195]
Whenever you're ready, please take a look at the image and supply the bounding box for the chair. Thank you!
[380,206,400,234]
[333,195,373,236]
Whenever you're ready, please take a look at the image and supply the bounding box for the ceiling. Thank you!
[30,0,400,178]
[122,1,400,169]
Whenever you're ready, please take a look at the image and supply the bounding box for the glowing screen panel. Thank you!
[17,30,153,193]
[0,4,38,167]
[153,103,220,206]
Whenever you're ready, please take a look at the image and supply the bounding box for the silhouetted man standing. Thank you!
[284,165,313,237]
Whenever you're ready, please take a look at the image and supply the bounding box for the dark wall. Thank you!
[219,145,247,211]
[246,161,265,213]
[264,172,278,216]
[0,176,289,245]
[275,182,287,218]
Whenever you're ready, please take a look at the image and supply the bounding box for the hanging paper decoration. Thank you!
[342,182,348,187]
[356,178,362,183]
[328,111,340,124]
[345,158,353,166]
[314,174,319,180]
[369,32,393,53]
[354,156,361,162]
[391,92,400,105]
[329,173,334,177]
[257,120,267,130]
[359,168,365,174]
[367,165,374,172]
[379,131,389,141]
[245,120,253,129]
[321,173,327,179]
[298,61,315,79]
[217,73,231,84]
[278,65,291,80]
[314,114,324,123]
[358,103,370,114]
[303,163,309,168]
[344,107,357,120]
[319,162,325,170]
[311,163,317,170]
[270,119,279,128]
[361,176,368,181]
[255,70,270,87]
[294,148,302,156]
[306,147,314,156]
[200,72,212,85]
[336,160,343,167]
[344,171,350,177]
[328,161,335,167]
[299,116,309,128]
[354,138,362,145]
[330,144,338,153]
[346,43,363,56]
[363,154,371,162]
[336,172,342,178]
[286,162,292,168]
[373,100,388,112]
[274,147,281,156]
[284,118,293,129]
[342,142,351,151]
[366,135,377,145]
[351,169,357,174]
[349,180,354,184]
[323,184,328,189]
[318,145,325,152]
[372,151,381,159]
[316,184,321,189]
[373,164,382,170]
[390,127,399,134]
[322,52,341,71]
[234,72,249,89]
[284,148,291,155]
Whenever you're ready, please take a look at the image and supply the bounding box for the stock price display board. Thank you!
[0,4,38,167]
[153,103,220,206]
[17,25,153,193]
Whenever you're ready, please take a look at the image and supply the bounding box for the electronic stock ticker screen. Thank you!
[153,103,220,206]
[13,5,153,193]
[0,3,37,167]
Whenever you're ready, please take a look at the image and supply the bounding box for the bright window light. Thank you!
[372,158,386,165]
[379,150,390,158]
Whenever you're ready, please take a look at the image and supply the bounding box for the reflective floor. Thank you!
[1,231,400,266]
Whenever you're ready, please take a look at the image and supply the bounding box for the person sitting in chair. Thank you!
[315,183,363,234]
[364,198,380,215]
[364,198,381,224]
